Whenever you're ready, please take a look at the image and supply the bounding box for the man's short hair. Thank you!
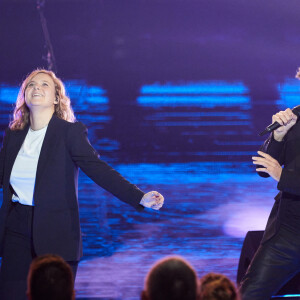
[142,256,198,300]
[27,254,74,300]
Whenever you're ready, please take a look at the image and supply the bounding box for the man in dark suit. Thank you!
[240,106,300,299]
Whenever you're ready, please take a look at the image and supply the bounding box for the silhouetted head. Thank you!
[199,273,240,300]
[27,254,75,300]
[142,256,198,300]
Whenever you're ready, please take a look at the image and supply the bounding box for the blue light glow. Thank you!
[153,121,251,126]
[88,86,106,94]
[138,81,250,108]
[85,96,108,103]
[192,151,255,156]
[277,78,300,109]
[141,82,249,94]
[137,96,250,106]
[278,83,300,93]
[272,295,300,298]
[0,85,19,103]
[214,141,262,145]
[65,80,108,104]
[145,112,250,119]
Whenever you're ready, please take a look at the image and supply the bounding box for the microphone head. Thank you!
[292,105,300,117]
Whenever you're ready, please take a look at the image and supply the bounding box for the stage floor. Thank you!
[74,161,276,299]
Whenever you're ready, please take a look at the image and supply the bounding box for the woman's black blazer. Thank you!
[0,115,144,261]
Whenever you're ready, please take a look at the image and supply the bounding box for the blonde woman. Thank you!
[0,69,164,300]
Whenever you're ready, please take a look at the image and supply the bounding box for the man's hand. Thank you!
[252,151,282,182]
[272,108,297,141]
[140,191,164,210]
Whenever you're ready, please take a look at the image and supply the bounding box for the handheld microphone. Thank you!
[259,105,300,136]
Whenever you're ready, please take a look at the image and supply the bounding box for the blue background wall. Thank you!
[1,1,300,298]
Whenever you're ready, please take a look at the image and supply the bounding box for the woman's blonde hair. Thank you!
[9,69,76,130]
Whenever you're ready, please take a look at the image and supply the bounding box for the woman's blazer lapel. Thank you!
[33,115,60,199]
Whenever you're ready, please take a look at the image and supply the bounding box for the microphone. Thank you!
[259,105,300,136]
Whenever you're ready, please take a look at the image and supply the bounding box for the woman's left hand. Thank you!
[252,151,282,182]
[140,191,164,210]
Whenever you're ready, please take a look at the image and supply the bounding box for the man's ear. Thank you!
[141,290,148,300]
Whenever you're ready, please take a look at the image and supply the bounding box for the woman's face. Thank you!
[24,72,57,112]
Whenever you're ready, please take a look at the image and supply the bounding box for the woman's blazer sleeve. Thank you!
[0,128,10,188]
[67,121,145,211]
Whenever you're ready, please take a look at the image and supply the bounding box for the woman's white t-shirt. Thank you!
[10,126,48,206]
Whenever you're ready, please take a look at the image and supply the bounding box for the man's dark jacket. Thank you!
[0,115,144,261]
[259,121,300,244]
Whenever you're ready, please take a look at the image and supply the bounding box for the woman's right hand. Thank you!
[272,108,297,141]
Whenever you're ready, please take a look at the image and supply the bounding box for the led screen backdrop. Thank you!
[1,1,300,298]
